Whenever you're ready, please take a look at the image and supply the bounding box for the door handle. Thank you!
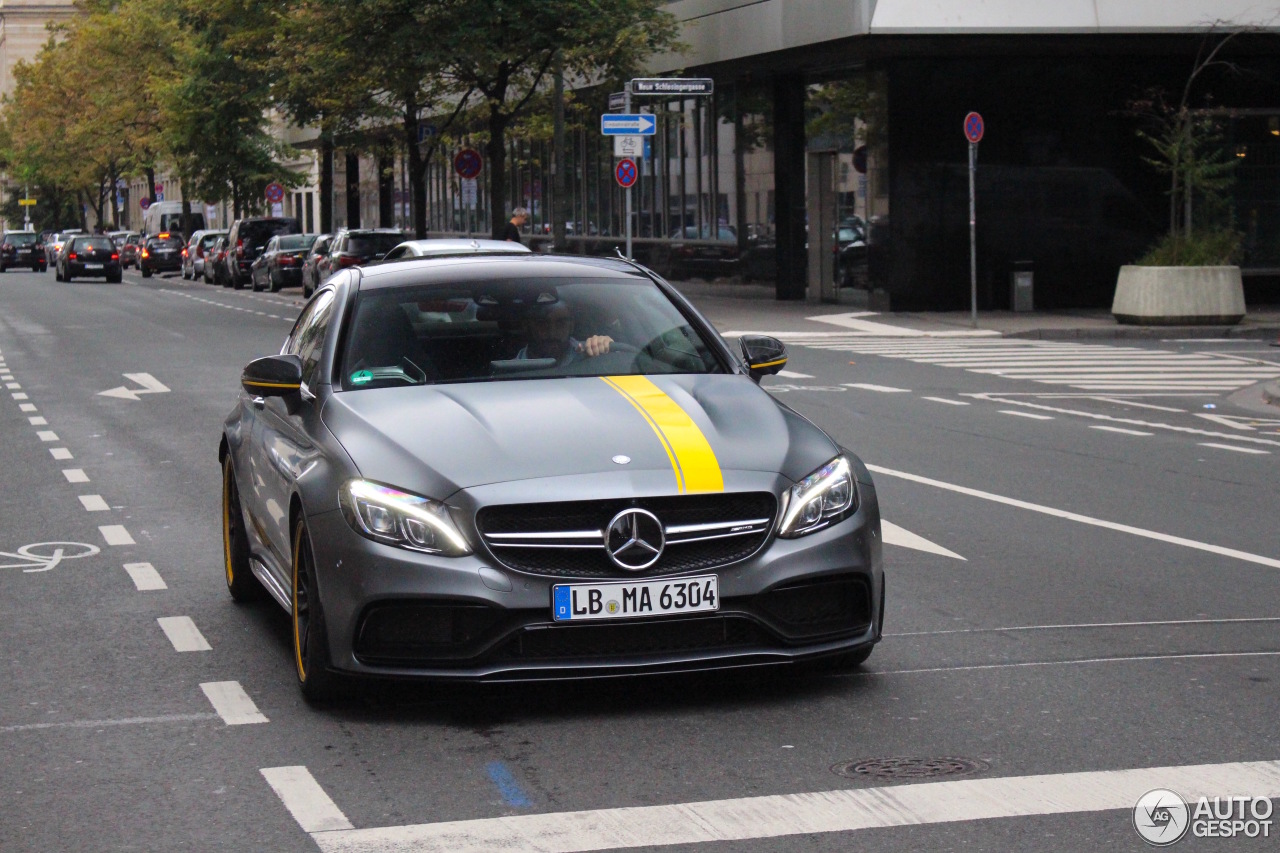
[252,396,265,410]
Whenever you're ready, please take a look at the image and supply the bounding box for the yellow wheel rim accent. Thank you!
[222,459,235,587]
[292,524,307,682]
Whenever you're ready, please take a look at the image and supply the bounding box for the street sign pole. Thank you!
[625,82,632,261]
[24,184,30,230]
[969,140,977,329]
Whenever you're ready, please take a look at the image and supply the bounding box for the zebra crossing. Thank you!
[785,336,1280,393]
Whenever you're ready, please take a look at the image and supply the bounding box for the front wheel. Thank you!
[141,267,152,278]
[292,518,341,701]
[222,455,262,602]
[269,273,282,293]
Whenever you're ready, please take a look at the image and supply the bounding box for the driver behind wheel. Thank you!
[515,301,613,365]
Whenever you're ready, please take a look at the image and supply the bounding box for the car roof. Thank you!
[354,253,653,291]
[396,238,532,257]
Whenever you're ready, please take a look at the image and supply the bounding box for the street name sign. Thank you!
[631,78,714,96]
[18,199,36,206]
[601,114,656,136]
[608,91,627,112]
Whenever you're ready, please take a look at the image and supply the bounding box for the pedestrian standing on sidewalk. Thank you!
[502,207,529,245]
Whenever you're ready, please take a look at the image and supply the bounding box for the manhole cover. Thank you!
[832,756,989,781]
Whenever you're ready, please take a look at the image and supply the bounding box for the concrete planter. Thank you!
[1111,265,1245,326]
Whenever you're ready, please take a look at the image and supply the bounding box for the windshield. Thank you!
[339,277,724,390]
[278,234,315,251]
[347,233,404,256]
[6,233,36,246]
[147,237,184,250]
[74,237,116,252]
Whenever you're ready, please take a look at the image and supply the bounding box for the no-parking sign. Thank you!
[265,182,285,204]
[615,158,638,188]
[454,149,483,179]
[964,112,985,144]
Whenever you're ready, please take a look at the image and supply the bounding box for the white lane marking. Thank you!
[1089,425,1154,436]
[843,383,912,393]
[157,616,212,652]
[50,448,73,460]
[890,615,1280,637]
[78,495,110,512]
[98,525,135,546]
[864,650,1280,676]
[866,464,1280,569]
[62,469,89,483]
[971,395,1280,449]
[99,372,170,401]
[921,396,969,406]
[881,520,965,560]
[12,392,28,400]
[5,382,19,389]
[123,562,167,591]
[1196,413,1256,431]
[776,369,814,379]
[806,312,1000,337]
[261,767,354,833]
[19,403,36,412]
[28,416,47,425]
[200,681,268,725]
[37,430,59,442]
[1198,442,1270,455]
[0,713,220,733]
[1092,397,1186,412]
[999,410,1053,420]
[298,760,1280,853]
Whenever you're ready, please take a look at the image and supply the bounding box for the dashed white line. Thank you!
[200,681,268,725]
[50,448,73,460]
[921,396,969,406]
[1089,425,1154,436]
[261,767,354,833]
[999,410,1054,420]
[99,525,135,546]
[78,495,111,512]
[5,382,19,389]
[123,562,167,591]
[13,392,29,399]
[157,616,212,652]
[1198,442,1270,455]
[19,403,36,412]
[28,416,47,425]
[62,469,90,483]
[776,369,814,379]
[843,383,912,393]
[37,430,59,442]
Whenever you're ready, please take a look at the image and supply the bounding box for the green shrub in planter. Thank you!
[1137,228,1242,267]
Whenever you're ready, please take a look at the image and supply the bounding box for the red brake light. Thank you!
[236,239,244,258]
[337,254,358,267]
[111,253,119,260]
[158,232,170,239]
[141,249,150,258]
[182,248,188,257]
[279,255,296,266]
[69,252,77,260]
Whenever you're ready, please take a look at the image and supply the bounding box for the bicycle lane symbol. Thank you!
[0,542,101,573]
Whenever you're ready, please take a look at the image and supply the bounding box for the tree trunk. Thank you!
[345,152,361,229]
[402,104,429,239]
[319,137,334,233]
[487,105,509,240]
[552,63,569,252]
[181,195,193,240]
[145,167,157,206]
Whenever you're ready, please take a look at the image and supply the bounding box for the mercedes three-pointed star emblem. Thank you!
[604,508,665,571]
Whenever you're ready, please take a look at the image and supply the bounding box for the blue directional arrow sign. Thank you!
[601,113,656,136]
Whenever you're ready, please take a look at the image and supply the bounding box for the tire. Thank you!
[182,268,190,280]
[107,272,122,284]
[32,265,40,273]
[232,274,244,291]
[55,267,65,282]
[250,274,262,292]
[141,267,152,278]
[269,273,281,293]
[222,455,263,602]
[39,265,46,273]
[291,518,341,701]
[0,263,7,273]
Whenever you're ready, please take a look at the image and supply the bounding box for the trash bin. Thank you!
[1010,261,1034,312]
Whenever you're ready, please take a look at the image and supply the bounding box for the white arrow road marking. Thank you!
[881,520,965,560]
[99,372,170,401]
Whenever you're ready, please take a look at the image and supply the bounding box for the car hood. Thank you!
[322,374,838,498]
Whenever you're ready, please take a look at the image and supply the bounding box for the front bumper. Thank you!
[304,480,883,681]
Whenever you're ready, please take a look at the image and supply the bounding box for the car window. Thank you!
[241,220,299,247]
[278,234,313,251]
[287,289,336,387]
[264,237,279,253]
[346,233,404,256]
[6,233,36,246]
[75,237,116,251]
[338,277,724,391]
[311,237,331,256]
[201,234,222,248]
[146,237,184,249]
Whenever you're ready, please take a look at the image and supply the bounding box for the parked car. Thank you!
[183,229,226,280]
[139,233,185,277]
[301,234,331,297]
[321,228,406,281]
[45,230,86,271]
[109,231,142,269]
[0,231,46,272]
[379,238,532,261]
[55,234,121,282]
[226,217,301,289]
[220,255,882,699]
[665,225,741,279]
[204,236,229,285]
[250,233,317,292]
[836,219,868,288]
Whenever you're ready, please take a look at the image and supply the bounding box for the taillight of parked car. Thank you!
[182,248,188,258]
[68,253,77,260]
[111,253,119,261]
[278,255,297,266]
[336,254,359,268]
[236,240,244,258]
[141,249,150,259]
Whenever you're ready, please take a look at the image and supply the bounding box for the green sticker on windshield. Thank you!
[350,370,373,385]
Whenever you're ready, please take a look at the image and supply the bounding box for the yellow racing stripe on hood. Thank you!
[601,375,724,493]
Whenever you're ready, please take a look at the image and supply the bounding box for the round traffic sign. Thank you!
[139,197,151,211]
[615,158,638,188]
[454,148,483,179]
[964,111,985,143]
[265,182,285,203]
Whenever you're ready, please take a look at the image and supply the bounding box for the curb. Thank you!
[1004,325,1280,341]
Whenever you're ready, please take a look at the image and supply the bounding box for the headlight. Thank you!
[778,456,857,538]
[339,480,472,556]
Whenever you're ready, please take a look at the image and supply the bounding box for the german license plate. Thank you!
[552,575,718,622]
[84,263,103,269]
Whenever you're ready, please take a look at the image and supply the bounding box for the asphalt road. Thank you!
[0,267,1276,852]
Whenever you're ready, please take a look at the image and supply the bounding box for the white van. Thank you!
[141,201,206,239]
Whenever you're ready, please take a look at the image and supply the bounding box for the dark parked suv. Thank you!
[323,228,406,279]
[1,231,46,272]
[226,217,300,289]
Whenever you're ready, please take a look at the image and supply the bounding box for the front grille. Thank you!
[477,493,777,578]
[496,614,770,661]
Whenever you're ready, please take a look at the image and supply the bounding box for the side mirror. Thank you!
[740,335,788,382]
[241,354,303,397]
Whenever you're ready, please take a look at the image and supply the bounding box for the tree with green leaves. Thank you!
[431,0,680,238]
